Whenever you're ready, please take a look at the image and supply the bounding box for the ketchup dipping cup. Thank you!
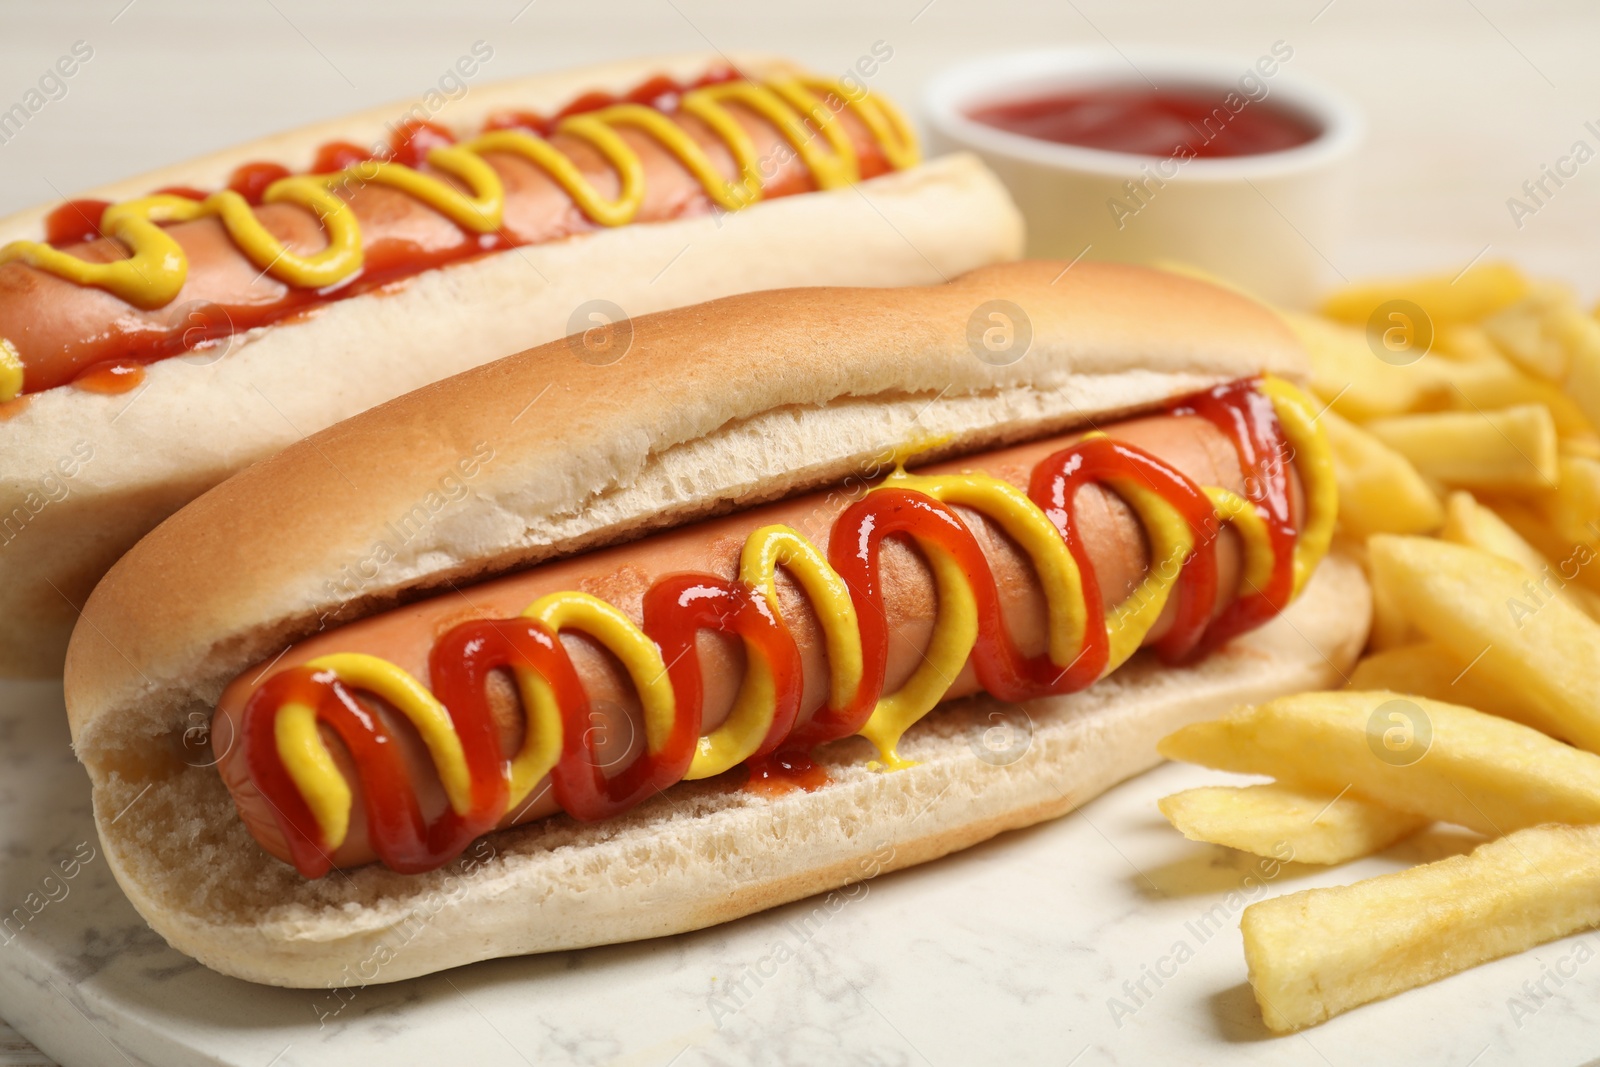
[925,48,1363,307]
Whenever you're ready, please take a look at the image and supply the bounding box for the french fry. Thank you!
[1487,492,1586,560]
[1159,783,1427,866]
[1566,312,1600,432]
[1482,292,1573,382]
[1281,312,1444,422]
[1538,455,1600,547]
[1364,405,1558,492]
[1346,642,1533,727]
[1561,435,1600,460]
[1364,551,1420,651]
[1439,489,1548,571]
[1218,268,1600,1037]
[1550,292,1600,361]
[1482,495,1600,615]
[1430,353,1595,436]
[1159,690,1600,834]
[1568,585,1600,623]
[1322,410,1442,538]
[1480,282,1592,375]
[1447,480,1600,621]
[1434,324,1505,363]
[1336,532,1417,651]
[1242,823,1600,1032]
[1368,536,1600,751]
[1319,262,1528,328]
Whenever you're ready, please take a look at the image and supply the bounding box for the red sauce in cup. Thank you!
[968,88,1319,159]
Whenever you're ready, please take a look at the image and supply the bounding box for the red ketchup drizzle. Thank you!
[554,90,619,121]
[239,381,1297,878]
[388,120,456,170]
[483,110,551,136]
[627,75,684,110]
[1166,377,1299,654]
[15,67,885,395]
[311,141,371,175]
[1026,436,1222,670]
[70,359,145,394]
[227,162,292,204]
[44,200,110,246]
[744,751,829,796]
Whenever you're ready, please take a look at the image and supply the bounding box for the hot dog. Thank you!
[3,67,904,392]
[212,411,1283,874]
[0,52,1022,676]
[63,262,1370,986]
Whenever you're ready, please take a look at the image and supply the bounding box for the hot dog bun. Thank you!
[63,260,1369,986]
[0,51,1022,677]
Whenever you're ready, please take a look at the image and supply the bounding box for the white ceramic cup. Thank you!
[924,47,1364,308]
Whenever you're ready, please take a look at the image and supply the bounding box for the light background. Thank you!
[1,2,1597,1063]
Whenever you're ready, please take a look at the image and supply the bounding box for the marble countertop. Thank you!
[0,1022,55,1067]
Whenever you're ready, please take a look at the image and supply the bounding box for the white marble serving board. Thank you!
[3,677,1599,1067]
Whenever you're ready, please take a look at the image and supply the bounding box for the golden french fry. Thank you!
[1446,483,1600,620]
[1347,642,1533,726]
[1242,823,1600,1032]
[1159,783,1426,866]
[1243,269,1600,1036]
[1483,495,1600,610]
[1430,353,1595,436]
[1518,463,1600,611]
[1364,553,1420,651]
[1368,536,1600,751]
[1562,435,1600,460]
[1319,262,1528,328]
[1435,324,1505,363]
[1539,455,1600,547]
[1566,313,1600,432]
[1483,296,1572,381]
[1480,282,1588,375]
[1337,537,1418,650]
[1488,493,1584,558]
[1551,293,1600,353]
[1322,410,1442,538]
[1281,312,1444,422]
[1440,489,1551,572]
[1364,404,1558,492]
[1159,690,1600,834]
[1570,585,1600,621]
